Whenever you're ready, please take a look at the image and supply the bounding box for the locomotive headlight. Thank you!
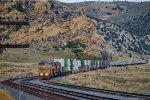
[45,73,48,76]
[40,73,43,76]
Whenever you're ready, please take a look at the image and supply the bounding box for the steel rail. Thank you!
[21,80,114,100]
[2,77,113,100]
[43,80,150,100]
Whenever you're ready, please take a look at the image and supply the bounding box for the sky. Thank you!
[58,0,150,3]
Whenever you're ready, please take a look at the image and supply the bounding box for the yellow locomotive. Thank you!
[38,61,61,80]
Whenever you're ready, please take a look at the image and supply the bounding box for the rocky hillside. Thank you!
[69,1,150,25]
[121,12,150,36]
[67,1,129,20]
[88,16,150,55]
[1,0,146,60]
[117,12,150,56]
[67,1,150,55]
[0,0,107,56]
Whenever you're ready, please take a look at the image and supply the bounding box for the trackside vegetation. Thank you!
[53,41,101,60]
[0,89,14,100]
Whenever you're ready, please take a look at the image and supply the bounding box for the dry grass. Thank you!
[0,62,38,81]
[0,89,14,100]
[0,48,76,63]
[58,64,150,94]
[0,48,75,81]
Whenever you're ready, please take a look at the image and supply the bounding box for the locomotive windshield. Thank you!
[38,61,50,66]
[39,68,48,70]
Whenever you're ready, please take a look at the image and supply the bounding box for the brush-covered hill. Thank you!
[68,1,150,25]
[0,0,108,57]
[0,0,145,61]
[67,1,150,56]
[88,16,150,56]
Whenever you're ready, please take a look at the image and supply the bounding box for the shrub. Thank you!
[66,41,87,49]
[53,45,59,51]
[66,41,76,48]
[15,2,25,12]
[104,36,110,42]
[42,46,50,52]
[73,49,83,54]
[75,52,101,60]
[101,51,111,60]
[51,3,55,9]
[63,12,71,20]
[0,89,14,100]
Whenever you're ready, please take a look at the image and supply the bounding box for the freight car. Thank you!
[38,61,61,79]
[38,59,147,80]
[110,60,148,67]
[38,59,110,80]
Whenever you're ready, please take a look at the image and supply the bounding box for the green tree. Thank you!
[101,51,111,60]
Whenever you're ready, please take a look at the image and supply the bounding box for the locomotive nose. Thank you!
[40,73,43,76]
[40,73,48,76]
[45,73,48,76]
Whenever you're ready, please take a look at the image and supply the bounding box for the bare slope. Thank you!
[0,0,106,56]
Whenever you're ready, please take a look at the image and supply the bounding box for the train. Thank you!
[38,59,148,80]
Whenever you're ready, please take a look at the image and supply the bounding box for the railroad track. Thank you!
[1,77,114,100]
[2,77,72,100]
[2,79,71,100]
[42,80,150,100]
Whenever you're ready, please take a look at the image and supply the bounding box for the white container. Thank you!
[97,61,100,67]
[67,59,71,71]
[77,60,81,68]
[54,58,64,67]
[84,60,88,66]
[87,60,91,68]
[73,59,78,71]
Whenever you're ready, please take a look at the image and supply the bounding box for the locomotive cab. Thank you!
[38,61,51,80]
[38,61,61,80]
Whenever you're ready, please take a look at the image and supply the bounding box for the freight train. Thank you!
[38,59,148,80]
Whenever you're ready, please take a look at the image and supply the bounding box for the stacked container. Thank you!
[95,60,98,68]
[54,59,110,72]
[64,59,68,71]
[70,59,74,72]
[67,59,71,71]
[77,60,81,71]
[87,60,91,70]
[54,59,64,72]
[80,60,85,70]
[73,59,79,73]
[99,61,102,68]
[97,60,100,68]
[84,60,88,71]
